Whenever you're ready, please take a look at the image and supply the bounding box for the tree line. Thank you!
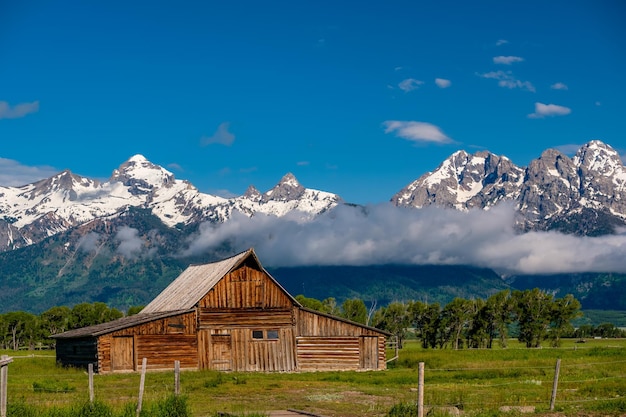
[0,302,141,350]
[298,289,625,349]
[1,289,624,351]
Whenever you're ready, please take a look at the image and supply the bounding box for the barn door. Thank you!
[111,336,135,371]
[359,336,379,370]
[210,334,232,371]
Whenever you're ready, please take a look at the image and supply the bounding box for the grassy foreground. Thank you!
[3,339,626,417]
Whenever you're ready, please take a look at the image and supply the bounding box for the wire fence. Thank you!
[2,353,626,415]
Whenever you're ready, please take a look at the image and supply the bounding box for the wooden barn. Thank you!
[53,248,389,373]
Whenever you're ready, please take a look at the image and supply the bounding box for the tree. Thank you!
[295,295,325,312]
[513,289,554,348]
[467,298,490,348]
[440,298,475,349]
[407,301,441,349]
[3,311,37,350]
[473,290,515,348]
[549,294,581,347]
[341,298,368,324]
[127,305,144,316]
[372,302,410,348]
[40,306,71,347]
[68,302,123,330]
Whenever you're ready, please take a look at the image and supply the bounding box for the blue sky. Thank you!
[1,0,625,204]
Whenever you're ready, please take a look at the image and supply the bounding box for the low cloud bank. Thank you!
[181,203,626,275]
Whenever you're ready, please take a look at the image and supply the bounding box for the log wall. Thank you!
[56,337,98,371]
[296,336,360,371]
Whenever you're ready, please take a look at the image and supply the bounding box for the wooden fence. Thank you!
[1,355,14,417]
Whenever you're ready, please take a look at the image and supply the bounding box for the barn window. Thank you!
[252,330,279,340]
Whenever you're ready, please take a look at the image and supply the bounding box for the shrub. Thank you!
[386,403,419,417]
[145,395,190,417]
[33,379,76,393]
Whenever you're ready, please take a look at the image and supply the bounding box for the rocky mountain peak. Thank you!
[392,149,524,210]
[109,154,176,195]
[243,185,262,202]
[391,140,626,234]
[263,173,305,202]
[26,170,100,201]
[574,140,623,177]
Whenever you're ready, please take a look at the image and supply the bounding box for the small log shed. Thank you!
[53,248,389,373]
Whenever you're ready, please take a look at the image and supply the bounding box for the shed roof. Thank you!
[141,248,299,314]
[52,309,193,339]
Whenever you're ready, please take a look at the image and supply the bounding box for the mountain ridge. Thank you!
[2,140,626,313]
[391,140,626,234]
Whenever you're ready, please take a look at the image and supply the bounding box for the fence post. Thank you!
[1,355,14,417]
[417,362,424,417]
[174,360,180,396]
[550,358,561,411]
[136,358,147,417]
[88,363,94,404]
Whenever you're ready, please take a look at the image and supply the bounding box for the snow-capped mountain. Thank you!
[2,140,625,254]
[391,150,525,210]
[0,155,341,252]
[392,140,626,234]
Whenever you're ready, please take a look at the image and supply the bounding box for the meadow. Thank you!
[2,338,625,417]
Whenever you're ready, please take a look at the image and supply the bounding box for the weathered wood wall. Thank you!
[97,312,198,373]
[198,266,292,309]
[296,336,360,371]
[198,327,297,372]
[295,309,386,371]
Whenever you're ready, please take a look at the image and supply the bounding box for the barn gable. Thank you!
[141,248,298,313]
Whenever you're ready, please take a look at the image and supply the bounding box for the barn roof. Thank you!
[140,248,299,314]
[52,309,193,339]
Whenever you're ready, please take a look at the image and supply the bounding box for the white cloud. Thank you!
[77,232,102,253]
[435,78,451,88]
[528,102,572,119]
[0,101,39,119]
[167,163,183,171]
[180,204,626,274]
[0,157,59,186]
[115,226,145,259]
[551,82,568,90]
[383,120,452,144]
[477,71,535,92]
[398,78,424,92]
[201,122,235,146]
[496,39,509,46]
[493,56,524,65]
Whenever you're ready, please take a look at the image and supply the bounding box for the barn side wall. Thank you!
[295,308,387,371]
[97,311,198,373]
[56,337,98,371]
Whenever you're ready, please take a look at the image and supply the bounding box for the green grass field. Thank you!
[2,339,626,417]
